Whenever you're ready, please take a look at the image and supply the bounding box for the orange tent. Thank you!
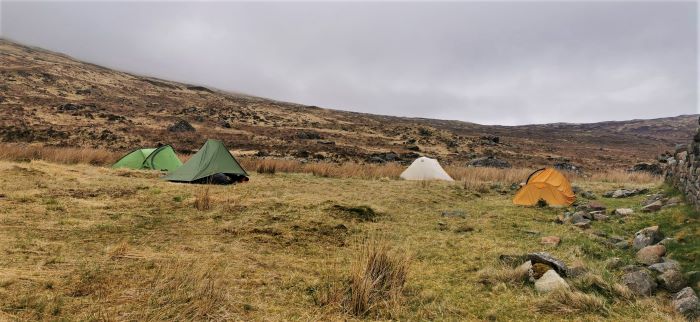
[513,168,575,206]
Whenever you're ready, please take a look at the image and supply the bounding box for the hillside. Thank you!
[0,39,696,170]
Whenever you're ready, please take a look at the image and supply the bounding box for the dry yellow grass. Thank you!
[0,143,661,185]
[0,143,119,165]
[0,158,692,320]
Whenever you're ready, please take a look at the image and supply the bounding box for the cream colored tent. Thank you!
[400,157,454,181]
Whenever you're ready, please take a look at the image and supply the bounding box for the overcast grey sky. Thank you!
[1,1,697,125]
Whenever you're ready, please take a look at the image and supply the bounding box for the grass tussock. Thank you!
[316,238,410,318]
[0,143,119,165]
[344,239,410,317]
[536,288,608,316]
[331,205,381,222]
[477,265,529,286]
[193,187,211,211]
[133,260,231,320]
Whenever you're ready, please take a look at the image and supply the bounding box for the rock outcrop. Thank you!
[666,116,700,209]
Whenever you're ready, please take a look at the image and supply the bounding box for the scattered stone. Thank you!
[535,270,570,293]
[657,269,687,293]
[554,162,579,173]
[586,201,606,211]
[168,119,195,132]
[592,213,609,221]
[437,221,448,231]
[622,270,657,296]
[603,188,648,198]
[580,190,597,200]
[636,245,666,265]
[641,200,663,213]
[658,237,676,246]
[605,257,624,270]
[573,221,590,229]
[629,163,663,175]
[614,208,634,216]
[672,287,699,319]
[569,212,588,224]
[648,260,681,274]
[540,236,561,247]
[469,156,511,168]
[528,252,569,277]
[633,226,663,250]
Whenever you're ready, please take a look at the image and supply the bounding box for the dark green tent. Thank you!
[112,145,182,171]
[163,139,247,182]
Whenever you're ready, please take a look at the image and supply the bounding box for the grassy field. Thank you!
[0,160,697,321]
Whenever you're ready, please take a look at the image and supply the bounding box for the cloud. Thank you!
[1,1,697,125]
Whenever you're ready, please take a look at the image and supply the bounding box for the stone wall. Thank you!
[665,116,700,209]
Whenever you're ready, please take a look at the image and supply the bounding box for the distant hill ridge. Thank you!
[0,39,696,170]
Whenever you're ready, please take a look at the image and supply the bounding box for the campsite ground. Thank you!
[0,160,698,321]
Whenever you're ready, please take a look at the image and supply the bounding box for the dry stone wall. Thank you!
[665,116,700,209]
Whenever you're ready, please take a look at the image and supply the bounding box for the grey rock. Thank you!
[648,260,681,274]
[636,245,666,265]
[633,226,663,250]
[622,270,657,296]
[573,220,590,229]
[614,208,634,216]
[528,252,569,277]
[658,269,687,293]
[535,270,570,292]
[592,213,609,221]
[469,156,511,168]
[641,200,663,213]
[672,287,699,319]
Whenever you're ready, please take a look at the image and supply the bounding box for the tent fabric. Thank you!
[112,146,181,171]
[513,168,575,206]
[400,157,454,181]
[163,139,248,183]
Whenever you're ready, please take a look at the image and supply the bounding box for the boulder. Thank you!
[528,252,569,277]
[641,200,663,213]
[633,226,663,250]
[614,208,634,216]
[657,269,687,293]
[534,270,570,293]
[586,201,606,211]
[629,163,663,175]
[622,270,657,296]
[648,260,681,274]
[569,212,588,224]
[573,221,590,229]
[540,236,561,247]
[469,156,511,168]
[168,119,195,132]
[636,245,666,265]
[672,287,699,319]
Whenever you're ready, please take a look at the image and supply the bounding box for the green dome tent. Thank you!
[112,145,182,171]
[163,139,248,183]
